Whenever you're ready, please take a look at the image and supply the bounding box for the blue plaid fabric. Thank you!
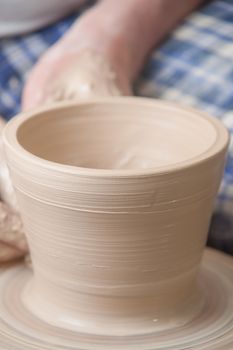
[0,0,232,253]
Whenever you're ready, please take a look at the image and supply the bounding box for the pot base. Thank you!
[0,248,233,350]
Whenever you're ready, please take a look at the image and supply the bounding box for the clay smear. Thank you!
[42,50,126,104]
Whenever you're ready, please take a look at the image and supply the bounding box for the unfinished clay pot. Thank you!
[1,98,232,349]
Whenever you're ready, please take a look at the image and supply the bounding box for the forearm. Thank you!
[97,0,205,77]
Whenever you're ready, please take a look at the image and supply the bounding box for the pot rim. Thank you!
[3,97,229,178]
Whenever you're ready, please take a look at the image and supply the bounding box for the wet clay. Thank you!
[3,98,229,336]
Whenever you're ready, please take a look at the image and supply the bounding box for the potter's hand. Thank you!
[22,49,131,110]
[22,4,133,110]
[0,117,28,263]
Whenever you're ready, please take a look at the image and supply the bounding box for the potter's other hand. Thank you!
[0,116,18,211]
[0,202,28,262]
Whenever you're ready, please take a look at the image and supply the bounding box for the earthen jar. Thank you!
[3,98,229,336]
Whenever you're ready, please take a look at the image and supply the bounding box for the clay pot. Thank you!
[3,98,229,336]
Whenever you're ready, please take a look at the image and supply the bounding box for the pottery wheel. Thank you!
[0,248,233,350]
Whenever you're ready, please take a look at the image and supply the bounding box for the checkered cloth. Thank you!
[0,0,232,253]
